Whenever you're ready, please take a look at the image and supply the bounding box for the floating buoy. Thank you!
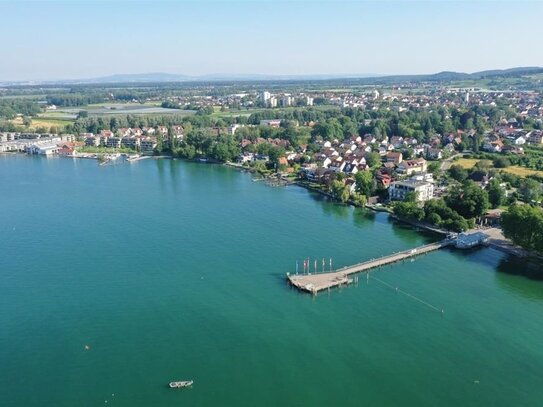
[84,345,90,350]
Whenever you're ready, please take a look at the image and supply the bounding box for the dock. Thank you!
[287,239,454,294]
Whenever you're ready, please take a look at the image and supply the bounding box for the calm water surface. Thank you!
[1,155,542,406]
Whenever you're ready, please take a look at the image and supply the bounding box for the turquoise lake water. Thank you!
[1,155,543,406]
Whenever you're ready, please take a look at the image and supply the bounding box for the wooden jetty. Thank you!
[287,239,453,294]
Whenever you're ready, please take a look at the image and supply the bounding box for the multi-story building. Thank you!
[106,137,121,148]
[397,158,427,175]
[389,179,434,202]
[121,136,140,150]
[140,137,157,154]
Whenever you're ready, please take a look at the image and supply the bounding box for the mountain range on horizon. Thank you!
[3,66,543,86]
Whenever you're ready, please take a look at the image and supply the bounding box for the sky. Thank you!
[1,0,542,81]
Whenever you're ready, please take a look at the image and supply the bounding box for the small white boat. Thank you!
[169,380,193,389]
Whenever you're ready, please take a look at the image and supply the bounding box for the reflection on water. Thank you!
[352,207,375,228]
[308,191,351,220]
[495,256,543,300]
[386,215,440,245]
[497,256,543,281]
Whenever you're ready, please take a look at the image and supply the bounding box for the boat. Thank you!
[169,380,193,389]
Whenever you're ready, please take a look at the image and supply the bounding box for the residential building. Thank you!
[385,151,403,165]
[140,137,157,154]
[106,137,121,148]
[389,179,434,202]
[260,119,282,128]
[397,158,427,175]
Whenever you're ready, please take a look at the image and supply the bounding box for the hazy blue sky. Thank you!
[1,0,542,81]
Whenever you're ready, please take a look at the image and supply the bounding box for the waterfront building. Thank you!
[389,179,434,202]
[27,143,59,155]
[105,137,121,148]
[455,232,489,248]
[121,136,140,150]
[85,136,100,147]
[140,137,157,154]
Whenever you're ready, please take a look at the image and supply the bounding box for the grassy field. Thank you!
[454,158,543,177]
[10,116,71,130]
[454,158,479,169]
[501,166,543,177]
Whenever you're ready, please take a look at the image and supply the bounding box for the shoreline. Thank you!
[5,152,541,261]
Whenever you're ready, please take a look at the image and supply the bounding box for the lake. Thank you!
[1,155,542,406]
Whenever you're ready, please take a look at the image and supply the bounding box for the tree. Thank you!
[330,180,350,203]
[445,181,489,219]
[448,164,468,182]
[501,205,543,253]
[393,201,424,221]
[423,199,469,232]
[487,179,505,208]
[22,116,32,127]
[365,152,382,168]
[77,110,88,119]
[493,156,511,168]
[352,193,367,206]
[519,178,542,203]
[354,170,375,197]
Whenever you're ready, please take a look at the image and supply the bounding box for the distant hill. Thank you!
[2,67,542,87]
[73,72,382,84]
[83,72,193,83]
[360,67,543,85]
[73,67,543,85]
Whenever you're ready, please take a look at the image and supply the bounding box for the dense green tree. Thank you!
[445,181,490,219]
[354,170,375,198]
[519,179,542,203]
[493,157,511,168]
[501,205,543,253]
[487,179,505,208]
[330,180,350,203]
[393,201,424,221]
[448,164,468,182]
[365,152,382,168]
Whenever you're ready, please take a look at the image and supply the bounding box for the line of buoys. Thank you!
[369,274,443,314]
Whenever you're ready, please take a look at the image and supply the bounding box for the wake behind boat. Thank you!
[169,380,193,389]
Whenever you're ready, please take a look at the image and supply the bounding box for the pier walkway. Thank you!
[287,239,453,294]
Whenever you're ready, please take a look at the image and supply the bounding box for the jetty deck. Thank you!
[288,239,453,294]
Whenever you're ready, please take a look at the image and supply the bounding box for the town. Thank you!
[2,74,543,254]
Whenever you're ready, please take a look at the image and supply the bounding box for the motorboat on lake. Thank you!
[169,380,193,389]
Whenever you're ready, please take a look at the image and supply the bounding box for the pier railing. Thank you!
[287,238,453,294]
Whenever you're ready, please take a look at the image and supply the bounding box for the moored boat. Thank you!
[169,380,193,388]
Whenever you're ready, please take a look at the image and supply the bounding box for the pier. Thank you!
[287,239,454,294]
